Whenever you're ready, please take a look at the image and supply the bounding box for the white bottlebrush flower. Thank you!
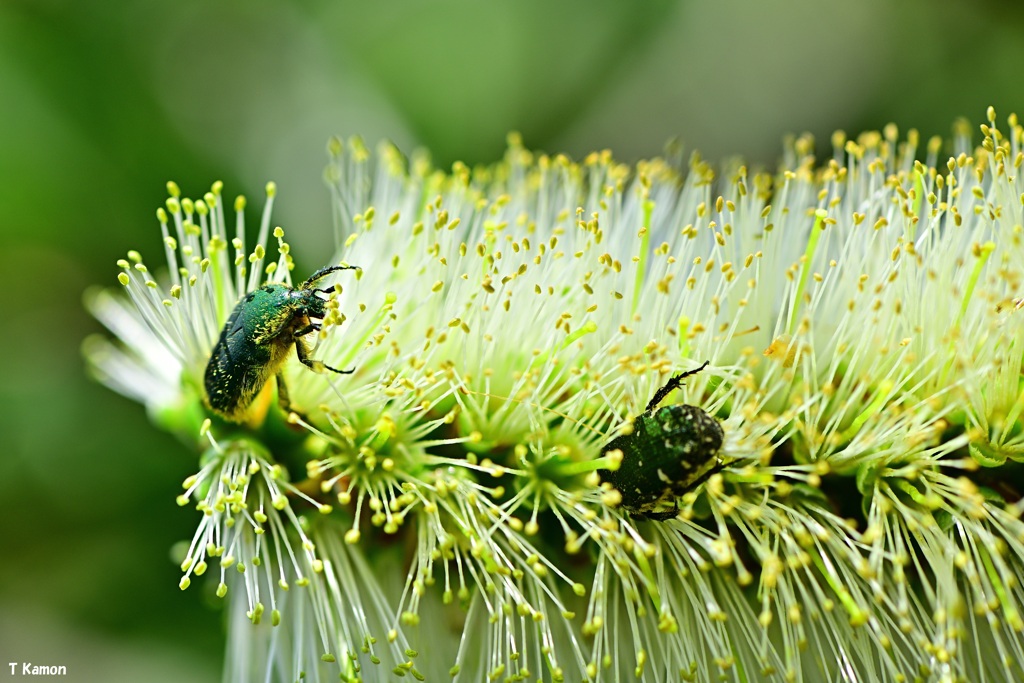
[87,109,1024,682]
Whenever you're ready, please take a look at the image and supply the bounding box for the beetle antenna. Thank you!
[645,360,710,413]
[301,264,360,290]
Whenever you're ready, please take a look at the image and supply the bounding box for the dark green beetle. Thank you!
[598,361,724,521]
[203,265,358,422]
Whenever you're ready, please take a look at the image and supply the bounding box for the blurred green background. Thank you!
[1,0,1022,680]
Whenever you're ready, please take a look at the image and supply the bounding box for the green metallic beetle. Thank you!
[203,265,358,422]
[598,361,725,521]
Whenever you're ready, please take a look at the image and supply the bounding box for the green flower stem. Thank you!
[786,208,827,335]
[631,198,654,316]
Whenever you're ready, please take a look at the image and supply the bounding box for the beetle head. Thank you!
[296,264,359,319]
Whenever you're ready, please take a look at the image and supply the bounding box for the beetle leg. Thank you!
[645,360,710,413]
[633,457,725,522]
[294,322,320,337]
[676,457,726,493]
[275,372,294,414]
[650,459,726,522]
[639,501,680,522]
[294,336,354,375]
